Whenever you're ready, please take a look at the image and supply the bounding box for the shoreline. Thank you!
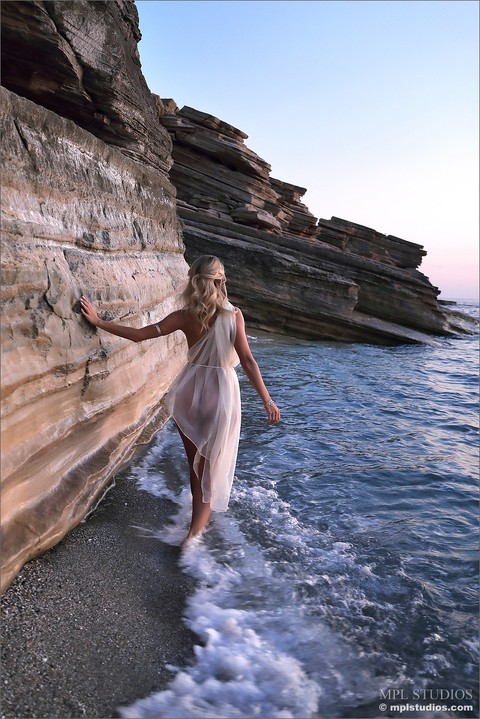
[1,460,196,719]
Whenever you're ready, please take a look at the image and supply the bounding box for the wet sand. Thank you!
[1,465,196,719]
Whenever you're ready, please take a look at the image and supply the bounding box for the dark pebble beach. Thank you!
[1,465,196,719]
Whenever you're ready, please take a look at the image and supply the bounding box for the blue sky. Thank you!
[136,0,479,299]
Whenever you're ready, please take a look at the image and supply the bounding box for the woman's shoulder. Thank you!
[228,304,244,324]
[169,308,189,325]
[180,308,201,331]
[232,306,245,326]
[223,300,241,314]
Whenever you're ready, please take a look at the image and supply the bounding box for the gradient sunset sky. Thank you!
[137,0,478,300]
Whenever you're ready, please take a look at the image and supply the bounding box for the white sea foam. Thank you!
[118,427,397,719]
[118,316,479,718]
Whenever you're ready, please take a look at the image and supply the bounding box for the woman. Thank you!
[80,255,280,546]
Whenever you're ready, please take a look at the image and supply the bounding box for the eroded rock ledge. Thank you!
[159,100,465,343]
[1,0,172,174]
[1,0,472,595]
[0,1,188,593]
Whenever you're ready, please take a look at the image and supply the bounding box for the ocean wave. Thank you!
[119,309,479,718]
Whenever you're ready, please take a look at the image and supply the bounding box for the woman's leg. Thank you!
[177,428,211,545]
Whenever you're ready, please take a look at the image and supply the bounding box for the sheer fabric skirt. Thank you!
[165,364,241,511]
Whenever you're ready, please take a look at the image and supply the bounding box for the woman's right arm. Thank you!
[80,297,185,342]
[234,309,280,425]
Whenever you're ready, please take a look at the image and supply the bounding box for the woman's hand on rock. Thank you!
[80,296,100,326]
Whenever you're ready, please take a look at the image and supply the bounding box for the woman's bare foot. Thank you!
[180,534,193,549]
[180,531,202,549]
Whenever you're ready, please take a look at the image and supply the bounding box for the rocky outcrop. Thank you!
[1,0,472,595]
[0,0,171,174]
[159,101,462,343]
[0,2,188,593]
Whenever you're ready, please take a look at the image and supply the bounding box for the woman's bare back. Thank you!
[180,309,220,349]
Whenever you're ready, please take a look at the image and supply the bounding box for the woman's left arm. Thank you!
[80,297,185,342]
[234,308,280,425]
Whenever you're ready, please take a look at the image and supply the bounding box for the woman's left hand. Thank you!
[264,401,281,425]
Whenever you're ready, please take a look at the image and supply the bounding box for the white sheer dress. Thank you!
[165,302,241,511]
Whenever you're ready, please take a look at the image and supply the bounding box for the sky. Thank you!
[136,0,479,300]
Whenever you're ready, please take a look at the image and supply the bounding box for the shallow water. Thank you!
[119,303,479,719]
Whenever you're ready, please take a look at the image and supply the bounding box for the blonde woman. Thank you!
[80,256,280,546]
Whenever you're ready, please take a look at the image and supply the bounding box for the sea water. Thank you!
[118,302,479,719]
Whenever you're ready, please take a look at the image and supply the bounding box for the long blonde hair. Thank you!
[182,255,228,332]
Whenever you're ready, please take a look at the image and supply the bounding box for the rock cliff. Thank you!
[1,0,471,594]
[0,1,188,593]
[159,101,462,343]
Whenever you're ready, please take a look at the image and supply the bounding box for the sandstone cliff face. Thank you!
[159,101,460,343]
[1,2,187,592]
[1,0,470,595]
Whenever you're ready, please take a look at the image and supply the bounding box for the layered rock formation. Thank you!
[0,0,171,174]
[159,101,463,343]
[1,0,472,595]
[1,1,187,593]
